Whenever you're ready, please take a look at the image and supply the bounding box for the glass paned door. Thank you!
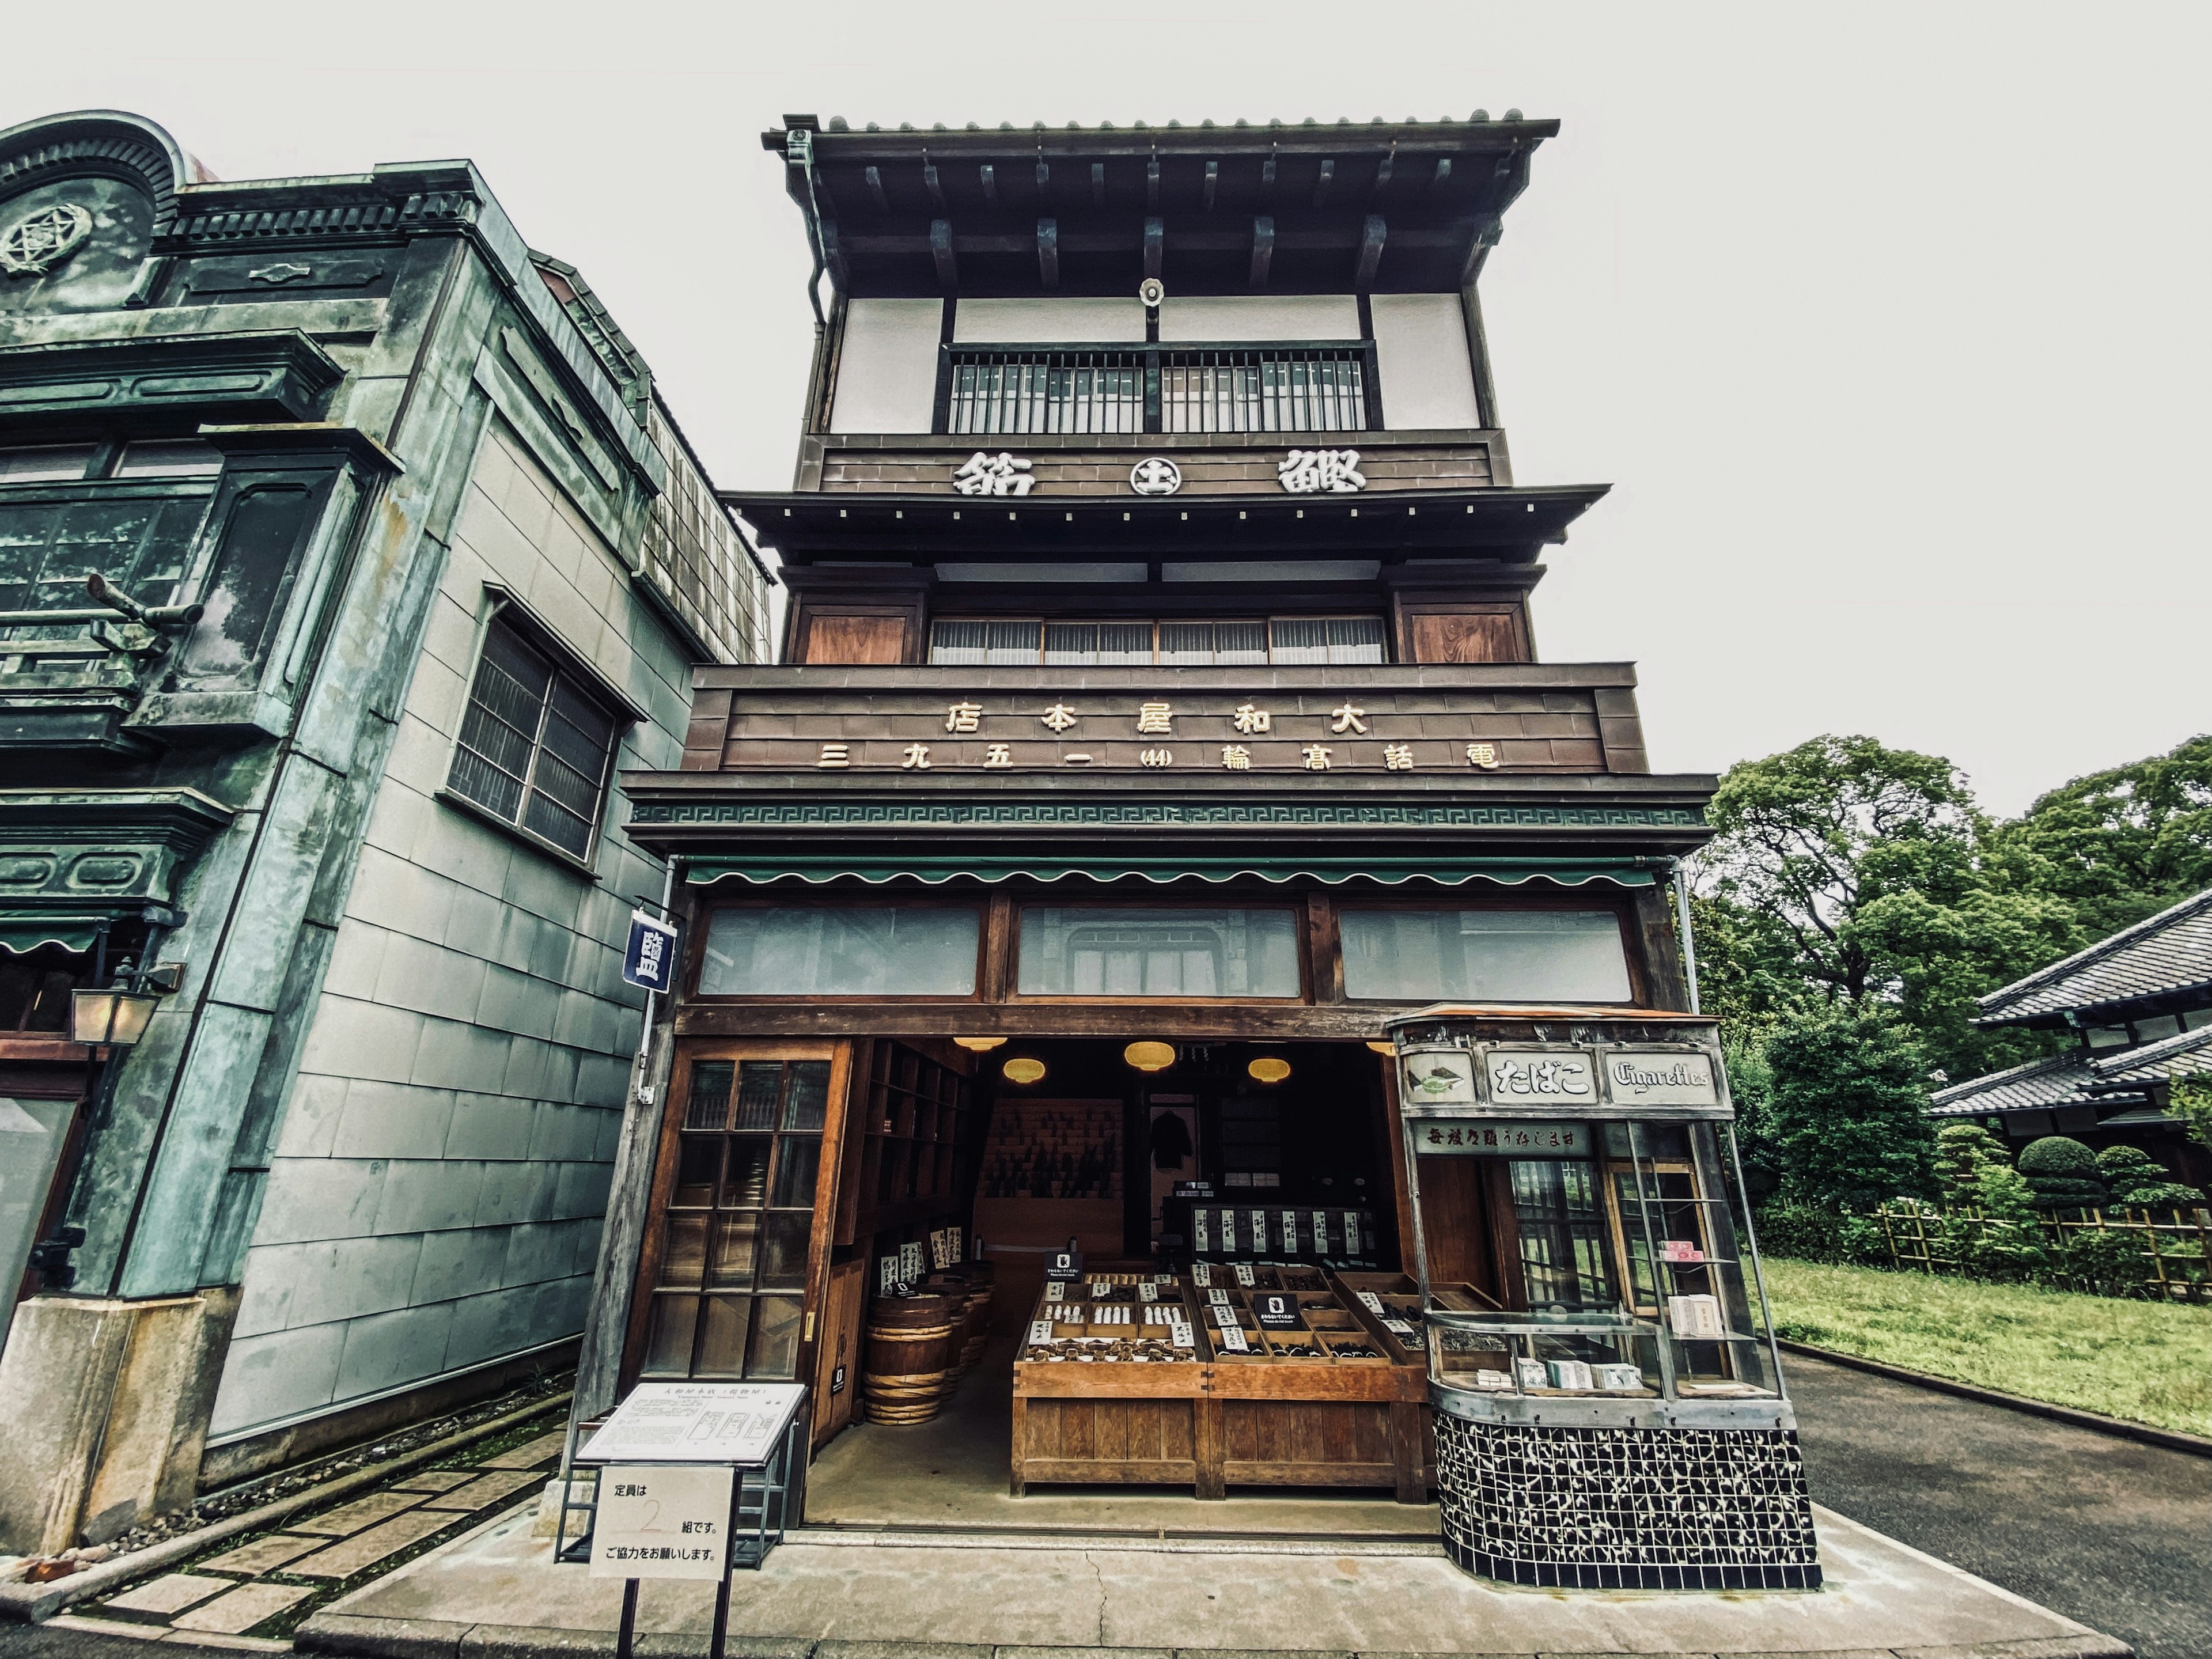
[643,1053,836,1380]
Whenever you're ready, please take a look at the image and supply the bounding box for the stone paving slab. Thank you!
[198,1532,329,1575]
[100,1571,235,1616]
[295,1490,430,1537]
[170,1579,318,1634]
[291,1510,461,1580]
[416,1469,546,1513]
[391,1469,482,1494]
[478,1431,569,1470]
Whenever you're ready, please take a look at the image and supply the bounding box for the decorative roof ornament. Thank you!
[0,202,93,277]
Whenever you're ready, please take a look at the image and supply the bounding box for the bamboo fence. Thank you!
[1876,1199,2212,1302]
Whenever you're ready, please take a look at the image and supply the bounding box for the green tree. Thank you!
[1694,735,2080,1077]
[2169,1076,2212,1156]
[1989,735,2212,938]
[1767,1003,1939,1212]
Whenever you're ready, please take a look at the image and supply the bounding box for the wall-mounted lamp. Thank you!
[954,1036,1007,1052]
[1247,1056,1291,1084]
[1002,1057,1047,1085]
[1365,1040,1396,1056]
[71,976,161,1048]
[1123,1041,1176,1073]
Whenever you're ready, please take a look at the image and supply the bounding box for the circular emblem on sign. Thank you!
[0,203,93,278]
[1128,457,1182,497]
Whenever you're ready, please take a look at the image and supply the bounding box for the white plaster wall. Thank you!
[953,298,1146,344]
[210,421,692,1439]
[1157,296,1362,342]
[1371,293,1482,430]
[828,298,943,434]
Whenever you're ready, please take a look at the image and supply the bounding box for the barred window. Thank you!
[447,615,620,861]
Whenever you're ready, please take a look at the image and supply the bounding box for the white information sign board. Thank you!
[578,1382,808,1465]
[589,1464,733,1581]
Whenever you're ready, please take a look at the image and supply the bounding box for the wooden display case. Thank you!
[1009,1269,1427,1502]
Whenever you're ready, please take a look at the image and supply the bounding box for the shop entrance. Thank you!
[801,1033,1437,1533]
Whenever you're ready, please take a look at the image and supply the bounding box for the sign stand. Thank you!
[574,1382,811,1659]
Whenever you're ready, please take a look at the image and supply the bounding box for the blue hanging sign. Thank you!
[622,910,680,992]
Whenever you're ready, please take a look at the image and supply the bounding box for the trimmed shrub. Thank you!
[2017,1135,2108,1210]
[2096,1144,2206,1211]
[1936,1123,2012,1198]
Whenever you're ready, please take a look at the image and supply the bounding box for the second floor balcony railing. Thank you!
[939,342,1379,437]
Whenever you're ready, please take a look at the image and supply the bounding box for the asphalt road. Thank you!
[1787,1351,2211,1659]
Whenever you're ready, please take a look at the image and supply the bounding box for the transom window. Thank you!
[446,613,621,861]
[0,441,221,483]
[929,616,1386,666]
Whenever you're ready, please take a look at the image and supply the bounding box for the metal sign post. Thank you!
[575,1382,810,1659]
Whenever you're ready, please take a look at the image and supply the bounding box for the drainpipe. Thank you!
[1672,862,1701,1016]
[787,126,829,328]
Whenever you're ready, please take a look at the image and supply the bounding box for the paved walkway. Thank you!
[1786,1352,2211,1659]
[296,1499,2121,1657]
[50,1423,569,1645]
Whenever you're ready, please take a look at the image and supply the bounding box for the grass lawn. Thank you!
[1760,1256,2211,1435]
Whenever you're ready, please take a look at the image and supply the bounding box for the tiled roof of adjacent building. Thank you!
[2086,1024,2212,1092]
[1974,888,2212,1027]
[1928,1052,2109,1118]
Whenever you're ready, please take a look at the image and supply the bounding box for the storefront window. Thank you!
[644,1057,830,1380]
[1016,907,1301,997]
[1338,908,1631,1002]
[698,906,980,997]
[1508,1158,1615,1309]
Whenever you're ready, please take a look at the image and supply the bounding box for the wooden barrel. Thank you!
[862,1293,958,1424]
[958,1282,994,1368]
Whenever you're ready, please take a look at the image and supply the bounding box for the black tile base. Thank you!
[1434,1415,1823,1591]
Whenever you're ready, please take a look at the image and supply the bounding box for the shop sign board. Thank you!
[1484,1048,1597,1105]
[1044,1248,1084,1282]
[1415,1120,1588,1157]
[589,1463,733,1581]
[620,910,680,992]
[1603,1048,1720,1107]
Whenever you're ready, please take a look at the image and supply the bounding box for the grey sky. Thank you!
[9,1,2205,816]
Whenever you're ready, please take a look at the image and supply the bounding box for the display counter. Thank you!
[1009,1266,1427,1499]
[1388,1003,1823,1590]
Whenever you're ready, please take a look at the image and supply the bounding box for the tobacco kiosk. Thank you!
[1386,1006,1820,1589]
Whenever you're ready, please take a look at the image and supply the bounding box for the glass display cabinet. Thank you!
[1387,1005,1820,1592]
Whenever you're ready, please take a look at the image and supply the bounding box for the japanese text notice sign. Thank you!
[589,1464,733,1581]
[577,1382,808,1465]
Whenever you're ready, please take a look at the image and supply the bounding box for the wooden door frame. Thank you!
[619,1037,856,1412]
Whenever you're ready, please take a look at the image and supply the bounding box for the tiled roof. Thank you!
[1975,889,2212,1025]
[816,114,1533,134]
[2086,1024,2212,1090]
[1926,1052,2116,1117]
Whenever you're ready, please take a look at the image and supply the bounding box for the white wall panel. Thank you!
[828,298,943,433]
[1158,296,1361,342]
[955,297,1145,343]
[1371,293,1482,429]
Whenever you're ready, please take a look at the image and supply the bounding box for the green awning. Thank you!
[685,855,1657,889]
[0,916,105,955]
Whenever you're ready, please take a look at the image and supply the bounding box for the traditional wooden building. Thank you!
[1931,889,2212,1187]
[582,113,1813,1584]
